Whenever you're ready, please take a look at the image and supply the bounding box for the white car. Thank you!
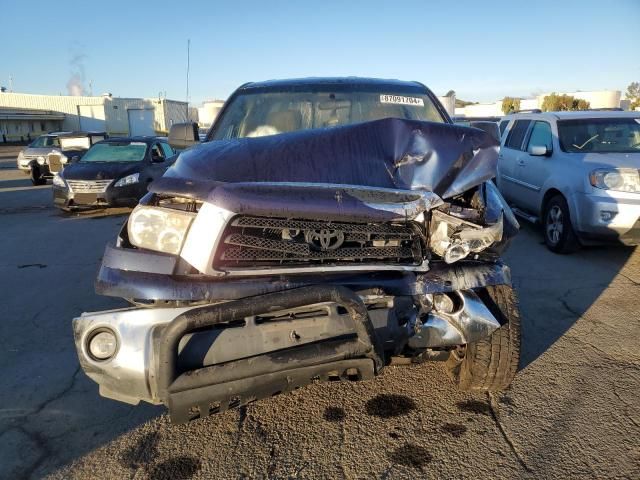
[496,111,640,252]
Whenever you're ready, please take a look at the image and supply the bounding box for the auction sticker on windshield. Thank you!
[380,94,424,106]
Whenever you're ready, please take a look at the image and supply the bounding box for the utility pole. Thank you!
[9,75,13,92]
[186,39,191,120]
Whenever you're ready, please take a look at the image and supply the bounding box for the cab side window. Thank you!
[160,142,174,158]
[504,120,531,151]
[151,144,165,161]
[527,121,552,152]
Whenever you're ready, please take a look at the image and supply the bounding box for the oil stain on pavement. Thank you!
[119,432,160,470]
[441,423,468,437]
[365,394,417,418]
[148,456,202,480]
[323,406,346,422]
[387,444,432,470]
[456,399,491,415]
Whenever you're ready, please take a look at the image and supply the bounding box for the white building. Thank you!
[0,92,190,142]
[197,100,225,129]
[454,90,624,118]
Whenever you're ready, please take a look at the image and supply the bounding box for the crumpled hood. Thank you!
[151,118,499,221]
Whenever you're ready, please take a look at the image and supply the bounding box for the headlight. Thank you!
[429,210,503,264]
[87,329,118,361]
[37,156,45,165]
[128,205,196,255]
[590,169,640,193]
[18,151,25,160]
[52,175,66,188]
[114,173,140,187]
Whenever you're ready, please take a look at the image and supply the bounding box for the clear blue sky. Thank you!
[1,0,638,104]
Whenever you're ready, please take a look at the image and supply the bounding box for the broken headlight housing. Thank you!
[128,205,196,255]
[429,210,503,263]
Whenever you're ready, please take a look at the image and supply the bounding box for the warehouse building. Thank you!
[0,92,190,143]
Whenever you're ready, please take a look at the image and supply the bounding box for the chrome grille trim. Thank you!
[67,179,113,193]
[215,215,423,268]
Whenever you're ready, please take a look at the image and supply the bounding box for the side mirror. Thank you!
[469,121,501,144]
[168,122,200,150]
[528,145,551,157]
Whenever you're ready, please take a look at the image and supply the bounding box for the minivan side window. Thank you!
[527,121,552,152]
[505,120,531,150]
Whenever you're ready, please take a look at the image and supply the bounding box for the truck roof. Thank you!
[239,77,428,92]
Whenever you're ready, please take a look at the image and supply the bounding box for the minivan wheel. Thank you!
[445,285,521,392]
[30,165,46,186]
[543,195,579,253]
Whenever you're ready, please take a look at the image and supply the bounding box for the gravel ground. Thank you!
[0,146,638,479]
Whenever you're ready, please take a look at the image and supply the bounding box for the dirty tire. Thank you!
[446,284,521,392]
[543,195,579,254]
[30,166,46,186]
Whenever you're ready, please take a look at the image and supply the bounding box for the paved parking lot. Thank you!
[0,146,638,479]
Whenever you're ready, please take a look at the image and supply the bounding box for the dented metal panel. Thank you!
[151,118,499,206]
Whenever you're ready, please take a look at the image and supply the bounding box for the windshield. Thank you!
[30,136,59,148]
[211,87,445,140]
[558,117,640,153]
[80,142,148,162]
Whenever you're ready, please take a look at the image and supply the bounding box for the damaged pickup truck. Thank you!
[73,78,521,423]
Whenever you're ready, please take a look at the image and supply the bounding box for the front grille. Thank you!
[47,153,64,173]
[67,179,113,193]
[215,215,424,268]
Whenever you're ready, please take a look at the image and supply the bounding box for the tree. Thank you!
[541,93,590,112]
[501,97,521,114]
[626,82,640,109]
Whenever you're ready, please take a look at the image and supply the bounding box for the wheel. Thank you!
[446,284,521,392]
[543,195,579,253]
[30,165,46,186]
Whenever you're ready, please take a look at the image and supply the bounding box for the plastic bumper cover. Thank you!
[573,192,640,245]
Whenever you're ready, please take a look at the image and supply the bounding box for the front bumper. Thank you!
[53,183,145,209]
[573,191,640,245]
[95,241,512,302]
[74,284,502,423]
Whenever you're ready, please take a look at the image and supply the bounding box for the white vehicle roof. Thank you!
[504,111,640,122]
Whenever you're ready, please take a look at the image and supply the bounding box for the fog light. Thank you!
[87,330,118,361]
[600,211,617,222]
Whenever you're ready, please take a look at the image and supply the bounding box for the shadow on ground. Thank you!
[504,222,636,369]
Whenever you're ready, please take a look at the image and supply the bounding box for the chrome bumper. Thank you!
[74,286,501,422]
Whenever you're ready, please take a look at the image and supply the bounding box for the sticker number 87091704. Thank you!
[379,94,424,106]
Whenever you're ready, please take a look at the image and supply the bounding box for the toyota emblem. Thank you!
[304,229,345,251]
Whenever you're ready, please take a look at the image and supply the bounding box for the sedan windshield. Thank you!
[81,142,147,162]
[30,136,59,148]
[558,117,640,153]
[211,87,445,140]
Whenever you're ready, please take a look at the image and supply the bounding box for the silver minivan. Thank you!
[496,111,640,252]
